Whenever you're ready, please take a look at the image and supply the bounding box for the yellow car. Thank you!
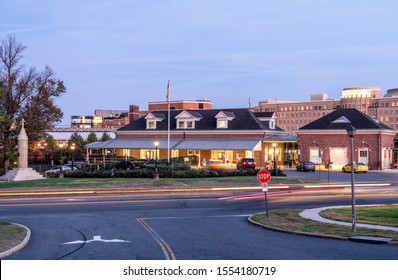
[342,162,368,173]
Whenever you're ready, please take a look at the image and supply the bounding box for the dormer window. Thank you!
[175,111,202,129]
[217,119,227,128]
[147,121,156,129]
[254,112,276,130]
[145,113,165,129]
[269,119,275,129]
[215,111,235,129]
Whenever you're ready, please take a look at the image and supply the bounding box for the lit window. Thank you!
[147,121,155,129]
[217,120,227,128]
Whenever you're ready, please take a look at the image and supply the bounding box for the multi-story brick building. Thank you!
[148,99,212,111]
[257,87,398,132]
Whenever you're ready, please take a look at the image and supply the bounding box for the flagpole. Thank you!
[167,80,170,163]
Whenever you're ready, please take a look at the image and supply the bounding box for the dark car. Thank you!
[296,161,315,172]
[237,158,256,170]
[111,161,135,170]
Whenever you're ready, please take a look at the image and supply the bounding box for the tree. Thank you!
[0,34,66,172]
[68,132,85,162]
[87,132,98,143]
[100,132,112,141]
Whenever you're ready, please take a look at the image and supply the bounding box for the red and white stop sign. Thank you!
[257,169,271,184]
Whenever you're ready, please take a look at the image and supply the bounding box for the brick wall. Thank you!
[298,131,396,170]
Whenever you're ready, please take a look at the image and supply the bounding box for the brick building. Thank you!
[257,87,398,132]
[85,108,290,168]
[297,108,396,170]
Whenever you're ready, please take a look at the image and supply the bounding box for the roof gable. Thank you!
[175,110,203,120]
[331,116,351,124]
[215,111,236,120]
[145,112,165,120]
[299,108,394,131]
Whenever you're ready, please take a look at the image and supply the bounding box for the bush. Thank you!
[61,167,261,179]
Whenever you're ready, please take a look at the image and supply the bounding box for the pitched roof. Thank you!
[117,108,283,131]
[299,108,394,131]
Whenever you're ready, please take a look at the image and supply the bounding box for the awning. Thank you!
[85,139,181,149]
[175,139,262,151]
[85,138,262,151]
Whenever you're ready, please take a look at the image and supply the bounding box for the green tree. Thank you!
[68,132,85,161]
[0,34,66,172]
[100,132,112,141]
[87,132,98,143]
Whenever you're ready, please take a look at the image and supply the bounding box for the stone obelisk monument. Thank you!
[0,119,45,181]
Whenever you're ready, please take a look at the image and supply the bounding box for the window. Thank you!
[178,121,185,128]
[178,120,195,129]
[217,119,227,128]
[147,121,155,129]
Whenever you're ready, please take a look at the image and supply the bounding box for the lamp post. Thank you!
[154,141,159,178]
[58,143,65,178]
[272,143,277,176]
[70,143,76,170]
[346,125,357,234]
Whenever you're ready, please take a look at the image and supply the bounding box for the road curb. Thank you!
[0,223,31,259]
[248,212,398,246]
[248,213,348,241]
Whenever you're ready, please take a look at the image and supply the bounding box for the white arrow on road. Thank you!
[62,235,131,245]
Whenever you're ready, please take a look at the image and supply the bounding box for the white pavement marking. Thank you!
[62,235,131,245]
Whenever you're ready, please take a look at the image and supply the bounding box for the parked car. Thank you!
[206,160,234,170]
[342,162,368,173]
[45,165,76,176]
[296,161,315,172]
[236,158,256,170]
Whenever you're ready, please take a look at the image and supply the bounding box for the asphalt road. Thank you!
[1,182,398,260]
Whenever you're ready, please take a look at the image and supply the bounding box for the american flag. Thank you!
[166,80,170,102]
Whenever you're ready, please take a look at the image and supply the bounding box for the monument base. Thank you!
[0,168,45,181]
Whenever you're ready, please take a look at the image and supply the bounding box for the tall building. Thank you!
[257,87,398,132]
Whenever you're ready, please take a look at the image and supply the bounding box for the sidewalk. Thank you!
[300,204,398,244]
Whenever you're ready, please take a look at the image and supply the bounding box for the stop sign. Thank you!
[257,169,271,184]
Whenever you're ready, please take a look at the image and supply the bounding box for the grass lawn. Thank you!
[320,205,398,227]
[0,176,322,190]
[0,222,27,252]
[250,206,398,241]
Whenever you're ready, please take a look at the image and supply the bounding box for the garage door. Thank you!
[329,148,347,169]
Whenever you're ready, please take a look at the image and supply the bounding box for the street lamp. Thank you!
[58,143,65,178]
[272,143,277,176]
[154,141,159,177]
[346,125,357,234]
[70,143,76,170]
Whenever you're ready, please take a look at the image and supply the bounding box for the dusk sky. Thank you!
[2,0,398,125]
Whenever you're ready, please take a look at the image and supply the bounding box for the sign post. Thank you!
[257,169,272,217]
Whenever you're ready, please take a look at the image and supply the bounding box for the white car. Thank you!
[45,165,76,176]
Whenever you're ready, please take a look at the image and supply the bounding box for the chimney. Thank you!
[128,105,140,123]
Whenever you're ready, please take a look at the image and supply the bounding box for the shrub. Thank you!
[60,167,263,179]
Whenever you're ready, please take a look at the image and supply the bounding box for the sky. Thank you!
[2,0,398,126]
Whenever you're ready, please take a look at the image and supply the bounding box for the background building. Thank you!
[257,87,398,132]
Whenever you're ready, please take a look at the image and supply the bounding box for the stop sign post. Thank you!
[257,169,271,217]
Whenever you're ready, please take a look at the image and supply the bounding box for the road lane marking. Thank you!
[137,218,176,260]
[62,235,131,245]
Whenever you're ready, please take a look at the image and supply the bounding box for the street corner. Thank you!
[0,223,31,259]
